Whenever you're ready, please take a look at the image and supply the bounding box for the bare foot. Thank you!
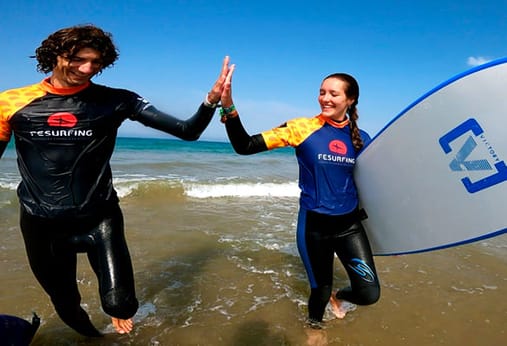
[111,317,134,334]
[329,292,357,319]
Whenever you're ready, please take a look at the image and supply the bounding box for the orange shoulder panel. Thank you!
[0,83,46,141]
[261,115,325,149]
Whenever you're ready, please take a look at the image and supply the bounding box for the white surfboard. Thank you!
[355,57,507,256]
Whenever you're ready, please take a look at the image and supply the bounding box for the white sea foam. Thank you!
[184,181,300,198]
[1,173,300,201]
[115,183,140,198]
[0,181,19,191]
[113,175,172,198]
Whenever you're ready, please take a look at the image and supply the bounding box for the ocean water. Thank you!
[0,137,505,345]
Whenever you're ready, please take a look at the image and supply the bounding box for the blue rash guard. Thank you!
[264,115,370,215]
[227,114,370,214]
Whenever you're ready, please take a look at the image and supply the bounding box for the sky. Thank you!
[2,0,507,142]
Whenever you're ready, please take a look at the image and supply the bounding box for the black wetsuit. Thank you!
[0,79,216,336]
[225,114,380,324]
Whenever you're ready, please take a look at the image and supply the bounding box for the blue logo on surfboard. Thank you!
[439,118,507,193]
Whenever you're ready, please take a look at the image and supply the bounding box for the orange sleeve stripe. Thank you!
[261,116,325,149]
[0,83,46,141]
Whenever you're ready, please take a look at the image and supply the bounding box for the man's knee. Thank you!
[102,288,138,319]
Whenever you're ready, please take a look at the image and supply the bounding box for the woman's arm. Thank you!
[224,116,268,155]
[219,63,268,154]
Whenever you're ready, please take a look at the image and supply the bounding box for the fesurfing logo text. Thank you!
[439,118,507,193]
[30,112,93,139]
[317,140,354,164]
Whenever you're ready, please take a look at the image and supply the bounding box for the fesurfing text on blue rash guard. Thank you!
[261,115,370,215]
[0,79,214,218]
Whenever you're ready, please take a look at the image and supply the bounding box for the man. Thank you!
[0,24,232,337]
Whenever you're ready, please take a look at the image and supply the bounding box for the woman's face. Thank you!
[318,78,355,122]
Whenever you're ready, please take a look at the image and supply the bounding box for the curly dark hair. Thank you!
[34,24,119,74]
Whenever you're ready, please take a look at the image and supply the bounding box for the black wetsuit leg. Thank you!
[19,204,138,337]
[333,222,380,305]
[20,208,102,337]
[85,205,138,320]
[296,208,380,322]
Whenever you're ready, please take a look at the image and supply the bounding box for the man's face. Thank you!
[51,48,103,88]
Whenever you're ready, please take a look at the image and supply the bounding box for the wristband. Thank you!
[219,104,236,116]
[219,105,238,123]
[204,93,219,108]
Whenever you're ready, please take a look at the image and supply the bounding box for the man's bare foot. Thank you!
[111,317,134,334]
[329,291,357,319]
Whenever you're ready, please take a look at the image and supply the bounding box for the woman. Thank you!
[219,69,380,328]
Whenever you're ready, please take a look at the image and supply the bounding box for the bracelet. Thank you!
[220,112,238,123]
[219,104,236,116]
[203,93,219,108]
[219,105,238,123]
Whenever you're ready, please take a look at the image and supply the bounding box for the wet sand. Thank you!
[1,198,505,345]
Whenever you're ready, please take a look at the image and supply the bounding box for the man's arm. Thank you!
[134,104,216,141]
[131,56,234,141]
